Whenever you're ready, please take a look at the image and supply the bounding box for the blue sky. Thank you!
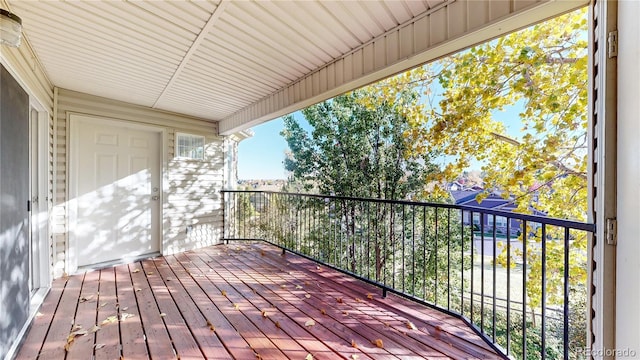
[237,104,525,180]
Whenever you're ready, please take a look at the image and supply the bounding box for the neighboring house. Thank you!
[0,0,634,359]
[451,189,546,237]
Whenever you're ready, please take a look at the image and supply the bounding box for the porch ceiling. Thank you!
[6,0,586,135]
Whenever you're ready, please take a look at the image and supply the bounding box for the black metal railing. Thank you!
[221,190,595,360]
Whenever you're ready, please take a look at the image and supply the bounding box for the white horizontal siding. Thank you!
[54,89,224,277]
[219,0,588,134]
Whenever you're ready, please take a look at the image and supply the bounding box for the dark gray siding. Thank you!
[0,64,30,358]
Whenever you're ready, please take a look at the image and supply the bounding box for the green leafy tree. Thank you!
[280,87,450,281]
[359,8,588,358]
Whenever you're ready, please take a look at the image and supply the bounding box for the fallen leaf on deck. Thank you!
[89,325,101,333]
[120,313,135,321]
[304,281,311,286]
[260,250,265,256]
[295,285,303,289]
[160,313,166,317]
[372,339,384,348]
[280,285,287,288]
[342,311,349,316]
[147,272,154,275]
[101,315,118,325]
[233,303,240,310]
[304,294,311,299]
[94,343,105,350]
[70,329,88,336]
[336,297,343,303]
[221,290,228,297]
[100,302,108,307]
[434,325,443,339]
[316,266,321,270]
[261,310,268,318]
[320,309,326,315]
[135,288,142,292]
[79,294,94,302]
[351,355,359,360]
[275,321,281,329]
[71,324,82,331]
[351,340,358,348]
[207,320,215,331]
[305,354,313,360]
[132,268,140,273]
[35,312,43,317]
[304,319,315,327]
[64,330,88,351]
[406,321,417,330]
[355,298,362,303]
[121,307,129,311]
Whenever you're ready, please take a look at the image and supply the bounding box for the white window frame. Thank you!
[176,132,205,160]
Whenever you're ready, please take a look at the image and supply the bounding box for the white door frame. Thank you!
[28,100,51,300]
[68,113,166,273]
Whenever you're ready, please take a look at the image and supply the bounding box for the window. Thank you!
[176,133,204,160]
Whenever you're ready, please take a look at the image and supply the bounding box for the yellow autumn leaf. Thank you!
[372,339,384,348]
[101,315,118,325]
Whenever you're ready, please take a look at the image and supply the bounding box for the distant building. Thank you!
[451,188,546,237]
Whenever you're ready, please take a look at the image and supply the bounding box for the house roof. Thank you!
[5,0,586,135]
[452,189,547,216]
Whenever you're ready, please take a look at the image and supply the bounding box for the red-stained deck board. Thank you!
[65,269,101,359]
[128,261,176,359]
[205,249,381,360]
[16,243,503,360]
[96,266,127,360]
[141,259,204,359]
[163,255,256,360]
[14,275,67,359]
[151,257,230,359]
[35,273,84,360]
[226,246,444,359]
[191,250,342,360]
[176,252,291,359]
[242,243,500,359]
[114,264,149,359]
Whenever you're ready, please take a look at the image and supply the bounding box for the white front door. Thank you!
[71,115,162,267]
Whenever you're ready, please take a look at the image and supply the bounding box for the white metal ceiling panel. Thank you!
[5,0,587,135]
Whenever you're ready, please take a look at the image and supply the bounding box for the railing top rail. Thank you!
[221,189,595,233]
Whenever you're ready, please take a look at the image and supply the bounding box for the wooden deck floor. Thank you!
[16,243,502,360]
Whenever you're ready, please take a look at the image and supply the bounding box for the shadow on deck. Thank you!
[16,243,501,359]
